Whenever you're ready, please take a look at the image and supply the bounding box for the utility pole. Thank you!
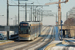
[33,3,34,21]
[18,0,19,24]
[31,6,32,21]
[29,10,31,21]
[39,9,41,21]
[7,0,9,40]
[56,13,58,25]
[15,15,17,25]
[56,13,57,23]
[42,10,43,21]
[41,9,43,21]
[25,3,27,21]
[37,10,38,21]
[35,8,36,21]
[40,9,42,21]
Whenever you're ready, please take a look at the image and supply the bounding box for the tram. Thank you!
[18,21,42,40]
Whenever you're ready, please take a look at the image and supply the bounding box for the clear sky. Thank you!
[0,0,75,25]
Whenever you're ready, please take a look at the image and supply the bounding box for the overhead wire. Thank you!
[37,0,40,4]
[11,0,17,5]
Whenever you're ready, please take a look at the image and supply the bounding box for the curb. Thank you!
[62,40,75,45]
[0,41,14,46]
[45,42,62,50]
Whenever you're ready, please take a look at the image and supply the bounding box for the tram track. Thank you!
[15,27,50,50]
[36,27,55,50]
[42,27,47,32]
[41,26,46,32]
[25,27,51,50]
[0,27,52,50]
[0,26,46,49]
[27,27,53,50]
[0,27,49,50]
[0,41,31,50]
[16,27,53,50]
[43,27,51,41]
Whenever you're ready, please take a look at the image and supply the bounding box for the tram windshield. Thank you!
[20,26,29,34]
[21,26,28,30]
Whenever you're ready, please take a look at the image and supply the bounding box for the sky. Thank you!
[0,0,75,25]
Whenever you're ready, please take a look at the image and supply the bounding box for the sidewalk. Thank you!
[45,38,75,50]
[62,38,75,45]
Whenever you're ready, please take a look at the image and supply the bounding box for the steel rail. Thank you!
[15,27,49,50]
[36,27,55,50]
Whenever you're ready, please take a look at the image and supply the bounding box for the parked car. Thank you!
[0,33,4,40]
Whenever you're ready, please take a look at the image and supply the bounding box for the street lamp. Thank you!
[0,15,4,16]
[9,18,14,25]
[9,16,17,25]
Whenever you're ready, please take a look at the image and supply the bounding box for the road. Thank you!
[0,26,54,50]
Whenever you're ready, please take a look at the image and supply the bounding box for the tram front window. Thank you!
[20,26,29,34]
